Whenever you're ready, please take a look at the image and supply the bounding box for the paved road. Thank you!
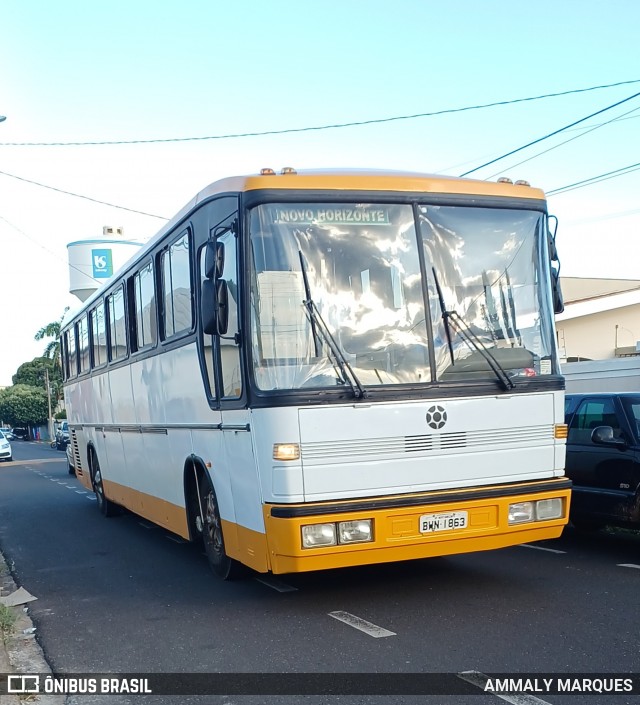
[1,441,639,704]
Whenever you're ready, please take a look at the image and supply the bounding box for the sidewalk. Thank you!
[0,550,64,705]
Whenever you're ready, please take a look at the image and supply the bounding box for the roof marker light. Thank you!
[514,179,531,187]
[497,177,513,184]
[260,168,276,175]
[281,167,297,175]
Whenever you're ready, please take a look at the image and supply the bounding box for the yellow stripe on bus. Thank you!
[102,479,190,538]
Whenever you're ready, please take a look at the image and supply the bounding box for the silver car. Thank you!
[66,440,75,475]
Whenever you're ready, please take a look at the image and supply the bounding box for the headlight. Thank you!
[301,523,336,548]
[509,498,564,525]
[508,501,535,524]
[536,498,563,520]
[338,519,373,544]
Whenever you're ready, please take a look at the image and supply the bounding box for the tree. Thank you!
[0,385,49,427]
[12,357,62,402]
[34,307,69,367]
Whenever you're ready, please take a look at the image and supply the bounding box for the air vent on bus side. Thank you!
[71,429,84,476]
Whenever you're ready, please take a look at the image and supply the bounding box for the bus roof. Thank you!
[198,169,547,200]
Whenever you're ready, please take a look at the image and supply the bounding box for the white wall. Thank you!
[562,358,640,393]
[556,303,640,360]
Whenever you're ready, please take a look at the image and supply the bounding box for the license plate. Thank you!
[419,510,468,534]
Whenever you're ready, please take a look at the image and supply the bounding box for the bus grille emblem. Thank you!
[426,405,447,430]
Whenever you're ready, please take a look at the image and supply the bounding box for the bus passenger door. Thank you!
[202,226,261,567]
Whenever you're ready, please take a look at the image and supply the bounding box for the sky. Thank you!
[1,0,639,386]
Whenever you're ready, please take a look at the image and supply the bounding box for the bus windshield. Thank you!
[248,202,556,392]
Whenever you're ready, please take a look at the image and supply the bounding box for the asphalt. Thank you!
[0,451,65,705]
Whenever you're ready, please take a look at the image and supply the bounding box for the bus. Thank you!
[61,169,570,579]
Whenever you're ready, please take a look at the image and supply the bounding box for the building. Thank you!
[556,277,640,362]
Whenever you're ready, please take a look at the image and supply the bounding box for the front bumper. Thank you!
[263,478,571,574]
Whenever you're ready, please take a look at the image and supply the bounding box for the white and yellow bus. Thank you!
[61,169,570,579]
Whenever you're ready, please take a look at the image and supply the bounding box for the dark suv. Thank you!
[565,393,640,530]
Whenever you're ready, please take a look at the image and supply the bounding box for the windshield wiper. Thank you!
[298,251,366,399]
[432,267,515,391]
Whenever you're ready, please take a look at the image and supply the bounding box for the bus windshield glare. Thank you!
[249,202,557,391]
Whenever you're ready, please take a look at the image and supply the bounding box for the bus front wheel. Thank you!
[201,476,244,580]
[90,450,119,518]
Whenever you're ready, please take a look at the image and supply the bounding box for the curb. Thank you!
[0,551,64,705]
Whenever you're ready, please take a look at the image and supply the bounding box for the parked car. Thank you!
[564,392,640,530]
[66,439,75,475]
[0,431,12,462]
[11,427,28,440]
[55,421,69,450]
[0,427,14,441]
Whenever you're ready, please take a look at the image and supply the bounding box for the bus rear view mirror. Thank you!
[201,278,229,336]
[201,278,217,334]
[216,279,229,336]
[551,266,564,314]
[204,241,225,280]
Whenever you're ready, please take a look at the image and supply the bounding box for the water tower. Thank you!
[67,226,143,302]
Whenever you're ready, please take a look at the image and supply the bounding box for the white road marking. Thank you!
[138,521,156,530]
[165,535,187,544]
[328,611,396,638]
[518,543,566,554]
[458,671,553,705]
[618,563,640,570]
[254,577,298,593]
[75,490,87,495]
[85,495,97,501]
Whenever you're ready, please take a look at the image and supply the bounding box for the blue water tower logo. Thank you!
[92,249,113,278]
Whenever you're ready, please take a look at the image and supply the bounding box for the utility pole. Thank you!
[45,368,53,442]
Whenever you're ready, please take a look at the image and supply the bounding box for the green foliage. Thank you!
[12,356,62,401]
[54,409,67,420]
[0,384,49,427]
[0,604,16,642]
[34,307,69,367]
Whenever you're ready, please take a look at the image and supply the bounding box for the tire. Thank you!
[200,475,244,580]
[68,463,75,475]
[90,450,119,517]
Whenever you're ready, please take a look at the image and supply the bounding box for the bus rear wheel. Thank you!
[90,450,119,517]
[201,476,244,580]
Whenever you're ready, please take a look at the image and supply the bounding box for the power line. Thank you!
[483,104,640,179]
[1,79,639,147]
[0,214,108,286]
[460,90,640,177]
[547,162,640,196]
[0,169,169,220]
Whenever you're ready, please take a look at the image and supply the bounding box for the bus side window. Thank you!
[217,230,242,399]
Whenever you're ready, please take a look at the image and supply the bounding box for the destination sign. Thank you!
[273,207,390,225]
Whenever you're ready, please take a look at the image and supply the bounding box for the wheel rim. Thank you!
[93,458,104,508]
[204,491,224,559]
